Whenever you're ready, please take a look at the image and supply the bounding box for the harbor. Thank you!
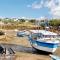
[0,30,60,60]
[0,0,60,60]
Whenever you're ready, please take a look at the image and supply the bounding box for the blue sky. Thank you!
[0,0,60,19]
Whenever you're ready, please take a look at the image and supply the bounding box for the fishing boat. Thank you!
[58,34,60,47]
[28,30,59,53]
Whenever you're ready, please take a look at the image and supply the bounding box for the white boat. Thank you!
[50,54,60,60]
[58,34,60,47]
[28,30,59,53]
[17,30,30,37]
[17,31,26,37]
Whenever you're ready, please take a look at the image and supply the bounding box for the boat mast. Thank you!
[35,19,40,36]
[44,17,49,31]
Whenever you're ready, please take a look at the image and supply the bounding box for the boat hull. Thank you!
[29,37,58,53]
[32,43,57,53]
[58,43,60,47]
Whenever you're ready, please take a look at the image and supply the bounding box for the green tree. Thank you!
[0,18,2,21]
[18,19,25,22]
[29,19,36,23]
[49,19,60,26]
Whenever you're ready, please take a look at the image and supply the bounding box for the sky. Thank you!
[0,0,60,19]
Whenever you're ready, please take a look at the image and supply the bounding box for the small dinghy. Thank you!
[17,31,26,37]
[17,30,30,37]
[50,54,60,60]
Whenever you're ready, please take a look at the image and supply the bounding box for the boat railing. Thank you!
[29,35,60,43]
[36,37,60,42]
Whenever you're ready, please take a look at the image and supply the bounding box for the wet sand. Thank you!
[0,30,60,60]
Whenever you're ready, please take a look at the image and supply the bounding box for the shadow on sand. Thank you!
[1,43,51,55]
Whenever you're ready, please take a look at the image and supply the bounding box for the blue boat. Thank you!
[17,30,30,37]
[28,30,59,53]
[17,31,26,37]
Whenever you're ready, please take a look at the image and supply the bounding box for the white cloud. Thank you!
[27,0,60,19]
[27,0,44,9]
[32,1,43,9]
[36,16,47,20]
[21,17,27,19]
[45,0,60,18]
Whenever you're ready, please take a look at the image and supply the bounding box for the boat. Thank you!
[17,31,26,37]
[0,45,4,54]
[50,54,60,60]
[28,30,59,53]
[17,30,30,37]
[58,34,60,47]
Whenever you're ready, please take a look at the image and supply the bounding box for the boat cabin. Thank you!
[29,30,58,40]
